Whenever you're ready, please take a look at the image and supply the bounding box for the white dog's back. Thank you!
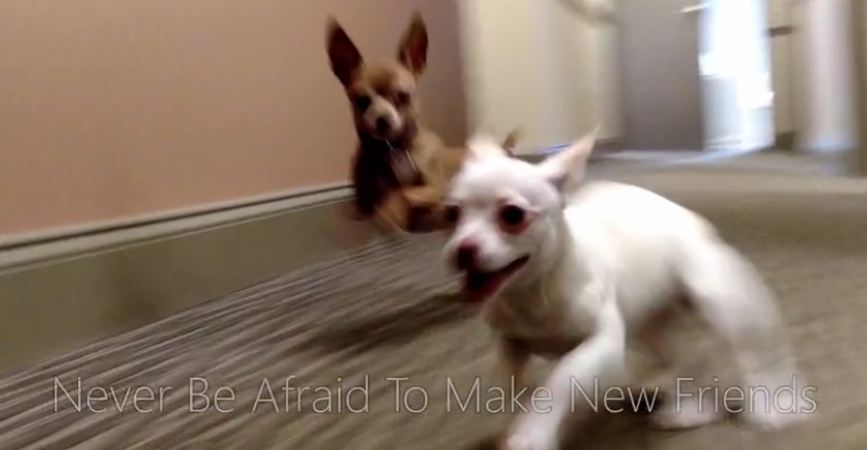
[564,181,716,326]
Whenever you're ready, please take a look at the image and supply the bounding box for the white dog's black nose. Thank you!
[455,241,478,271]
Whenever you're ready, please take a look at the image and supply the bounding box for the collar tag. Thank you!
[386,140,420,186]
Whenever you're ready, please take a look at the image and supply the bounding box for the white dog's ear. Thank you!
[467,130,520,160]
[502,129,520,156]
[538,129,597,191]
[467,134,509,160]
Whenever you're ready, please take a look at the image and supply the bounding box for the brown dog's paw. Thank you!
[406,204,436,233]
[401,185,450,233]
[375,191,412,234]
[370,185,452,233]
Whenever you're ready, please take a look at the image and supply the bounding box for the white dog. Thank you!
[442,133,804,450]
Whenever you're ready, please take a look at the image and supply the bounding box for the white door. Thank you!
[618,0,774,152]
[698,0,775,151]
[618,0,705,150]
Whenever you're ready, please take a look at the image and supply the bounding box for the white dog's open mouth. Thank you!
[463,256,530,302]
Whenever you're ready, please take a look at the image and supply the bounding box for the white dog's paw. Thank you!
[742,407,811,431]
[650,397,724,430]
[500,424,557,450]
[740,386,813,431]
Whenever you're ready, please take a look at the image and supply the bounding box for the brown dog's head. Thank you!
[327,14,428,143]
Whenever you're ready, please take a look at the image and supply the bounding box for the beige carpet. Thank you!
[1,153,866,449]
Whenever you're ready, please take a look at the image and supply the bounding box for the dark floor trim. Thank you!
[775,132,797,151]
[852,0,867,175]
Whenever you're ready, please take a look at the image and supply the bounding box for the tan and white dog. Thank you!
[327,14,465,232]
[443,133,805,450]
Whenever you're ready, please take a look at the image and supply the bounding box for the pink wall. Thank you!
[0,0,466,237]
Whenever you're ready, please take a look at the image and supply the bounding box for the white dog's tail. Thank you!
[679,237,806,428]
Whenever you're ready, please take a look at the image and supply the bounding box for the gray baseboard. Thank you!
[0,186,383,373]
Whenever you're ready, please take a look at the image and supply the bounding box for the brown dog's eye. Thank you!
[395,91,411,107]
[353,94,372,111]
[498,204,529,234]
[444,205,461,225]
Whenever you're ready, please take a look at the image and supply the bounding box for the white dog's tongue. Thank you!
[462,256,529,302]
[463,270,508,302]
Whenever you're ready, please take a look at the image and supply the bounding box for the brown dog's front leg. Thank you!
[352,176,380,220]
[351,150,389,219]
[374,190,411,234]
[401,185,447,232]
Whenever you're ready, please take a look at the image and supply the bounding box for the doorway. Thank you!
[617,0,774,151]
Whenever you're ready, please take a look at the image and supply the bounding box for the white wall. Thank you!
[699,0,775,151]
[459,0,620,153]
[860,0,867,173]
[792,0,858,153]
[458,0,550,150]
[588,15,623,141]
[768,0,794,135]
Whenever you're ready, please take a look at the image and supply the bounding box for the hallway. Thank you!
[2,154,866,449]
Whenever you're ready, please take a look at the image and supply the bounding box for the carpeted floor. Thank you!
[1,153,866,449]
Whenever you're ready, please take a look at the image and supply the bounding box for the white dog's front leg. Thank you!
[498,337,530,388]
[503,297,626,450]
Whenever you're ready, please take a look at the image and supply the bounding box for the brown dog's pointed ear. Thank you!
[502,129,520,156]
[397,12,428,76]
[327,18,363,85]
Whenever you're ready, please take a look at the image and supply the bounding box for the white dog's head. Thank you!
[443,132,596,302]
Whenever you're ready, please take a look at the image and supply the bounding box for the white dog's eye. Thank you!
[497,204,529,234]
[444,204,461,225]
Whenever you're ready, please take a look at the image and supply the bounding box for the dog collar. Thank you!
[385,140,421,186]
